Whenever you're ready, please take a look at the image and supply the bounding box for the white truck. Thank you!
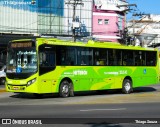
[0,65,6,85]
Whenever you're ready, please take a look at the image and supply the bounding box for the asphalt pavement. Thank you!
[0,84,160,105]
[1,84,160,127]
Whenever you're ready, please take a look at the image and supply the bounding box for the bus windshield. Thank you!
[7,48,37,73]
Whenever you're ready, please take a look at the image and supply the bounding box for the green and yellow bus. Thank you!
[5,38,159,97]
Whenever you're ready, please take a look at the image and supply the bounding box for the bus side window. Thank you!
[77,47,93,66]
[108,49,114,66]
[81,59,86,65]
[66,57,72,65]
[57,46,76,66]
[146,51,157,66]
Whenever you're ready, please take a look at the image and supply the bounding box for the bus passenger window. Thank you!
[108,49,114,66]
[56,46,76,66]
[81,59,86,65]
[122,50,134,66]
[146,51,156,66]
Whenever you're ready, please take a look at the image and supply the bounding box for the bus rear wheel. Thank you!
[59,80,70,98]
[122,79,132,94]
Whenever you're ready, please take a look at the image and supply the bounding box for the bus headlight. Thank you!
[27,78,36,87]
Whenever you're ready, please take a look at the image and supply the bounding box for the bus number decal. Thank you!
[119,70,127,74]
[104,70,127,75]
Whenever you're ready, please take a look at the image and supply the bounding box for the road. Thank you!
[0,84,160,127]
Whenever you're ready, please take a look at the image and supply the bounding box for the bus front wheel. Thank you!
[122,79,132,94]
[59,80,70,97]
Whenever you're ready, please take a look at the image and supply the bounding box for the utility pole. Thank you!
[117,4,137,45]
[65,0,83,42]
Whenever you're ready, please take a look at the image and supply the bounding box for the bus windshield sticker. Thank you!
[16,67,22,73]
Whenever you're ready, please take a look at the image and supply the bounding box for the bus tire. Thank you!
[69,82,74,97]
[122,79,132,94]
[59,80,70,98]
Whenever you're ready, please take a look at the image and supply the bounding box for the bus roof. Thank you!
[39,38,156,51]
[11,37,157,51]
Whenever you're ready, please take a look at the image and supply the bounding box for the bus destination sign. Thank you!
[11,42,33,48]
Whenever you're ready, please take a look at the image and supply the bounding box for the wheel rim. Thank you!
[124,82,131,92]
[62,84,69,94]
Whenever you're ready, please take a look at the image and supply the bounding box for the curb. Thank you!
[0,89,6,93]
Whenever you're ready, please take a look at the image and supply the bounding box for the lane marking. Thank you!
[80,108,126,112]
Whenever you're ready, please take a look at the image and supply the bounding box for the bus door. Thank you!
[38,44,56,93]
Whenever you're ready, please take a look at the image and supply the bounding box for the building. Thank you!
[92,0,126,42]
[127,14,160,47]
[0,0,127,40]
[0,0,92,37]
[0,0,126,64]
[0,0,39,65]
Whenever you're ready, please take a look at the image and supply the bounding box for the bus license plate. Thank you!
[13,86,20,90]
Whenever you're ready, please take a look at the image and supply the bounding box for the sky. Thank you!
[127,0,160,20]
